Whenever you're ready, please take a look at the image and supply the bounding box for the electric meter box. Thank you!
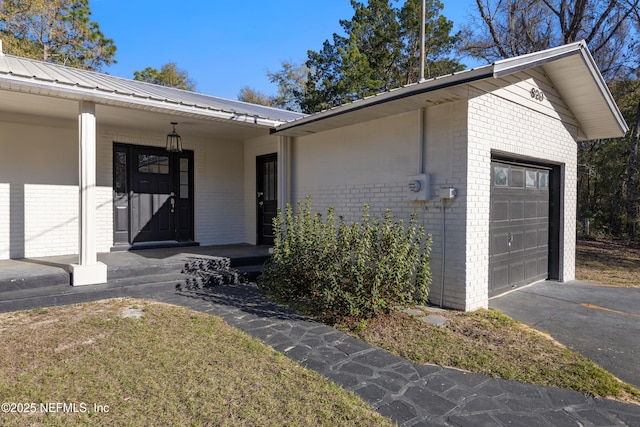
[439,187,457,200]
[406,174,430,201]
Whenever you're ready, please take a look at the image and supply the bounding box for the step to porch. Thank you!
[0,272,187,313]
[0,248,271,313]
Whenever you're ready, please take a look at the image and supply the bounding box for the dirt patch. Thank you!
[576,238,640,288]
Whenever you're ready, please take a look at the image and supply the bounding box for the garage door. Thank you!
[489,160,550,296]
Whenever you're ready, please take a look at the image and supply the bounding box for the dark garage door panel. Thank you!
[489,161,550,296]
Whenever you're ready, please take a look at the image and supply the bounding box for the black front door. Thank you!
[131,147,174,242]
[113,143,194,246]
[257,154,277,245]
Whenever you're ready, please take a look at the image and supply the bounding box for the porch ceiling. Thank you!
[0,89,272,140]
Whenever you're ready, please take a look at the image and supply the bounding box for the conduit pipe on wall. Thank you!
[440,201,446,308]
[438,188,456,307]
[419,0,426,82]
[419,107,426,174]
[277,136,291,213]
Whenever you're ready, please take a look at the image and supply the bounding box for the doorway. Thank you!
[113,143,194,247]
[256,154,277,245]
[489,158,560,296]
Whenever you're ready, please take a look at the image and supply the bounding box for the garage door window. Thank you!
[494,166,509,186]
[511,168,525,187]
[539,171,549,188]
[526,170,537,188]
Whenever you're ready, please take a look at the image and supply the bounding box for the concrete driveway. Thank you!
[489,280,640,389]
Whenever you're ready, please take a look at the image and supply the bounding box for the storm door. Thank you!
[113,143,194,246]
[256,154,277,245]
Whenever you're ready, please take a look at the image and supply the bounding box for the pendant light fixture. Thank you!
[166,122,183,152]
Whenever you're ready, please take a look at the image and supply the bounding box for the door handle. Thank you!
[259,201,264,206]
[508,232,513,246]
[170,192,175,213]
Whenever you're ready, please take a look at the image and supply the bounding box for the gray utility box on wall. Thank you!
[439,187,456,200]
[406,174,430,201]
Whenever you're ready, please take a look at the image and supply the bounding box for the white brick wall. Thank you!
[0,183,9,259]
[293,181,416,221]
[96,186,113,253]
[423,102,469,310]
[0,180,111,259]
[288,76,578,311]
[0,119,79,258]
[290,107,473,310]
[466,78,578,310]
[23,184,78,257]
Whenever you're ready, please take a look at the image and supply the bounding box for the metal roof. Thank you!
[273,41,628,141]
[0,41,628,141]
[0,53,304,126]
[272,66,494,136]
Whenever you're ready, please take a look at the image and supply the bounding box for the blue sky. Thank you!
[91,0,479,100]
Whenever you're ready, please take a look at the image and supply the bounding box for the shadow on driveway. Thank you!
[490,280,640,389]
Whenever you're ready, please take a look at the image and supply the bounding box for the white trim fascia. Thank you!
[272,66,494,134]
[492,41,588,77]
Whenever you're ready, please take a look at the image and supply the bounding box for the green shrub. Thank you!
[259,197,432,319]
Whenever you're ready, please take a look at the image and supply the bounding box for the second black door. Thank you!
[257,154,277,245]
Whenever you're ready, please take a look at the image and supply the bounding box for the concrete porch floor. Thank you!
[0,244,272,296]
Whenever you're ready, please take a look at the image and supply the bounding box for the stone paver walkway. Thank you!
[153,283,640,427]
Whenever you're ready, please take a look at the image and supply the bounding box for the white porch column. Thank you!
[277,136,291,213]
[70,100,107,286]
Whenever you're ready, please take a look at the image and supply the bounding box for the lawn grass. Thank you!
[576,237,640,287]
[0,298,391,427]
[336,308,640,404]
[305,236,640,405]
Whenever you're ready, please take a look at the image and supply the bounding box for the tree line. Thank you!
[2,0,639,237]
[242,0,640,238]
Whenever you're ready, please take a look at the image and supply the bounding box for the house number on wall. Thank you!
[530,88,545,102]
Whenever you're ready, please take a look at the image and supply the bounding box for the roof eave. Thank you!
[0,75,287,128]
[492,41,589,78]
[274,41,629,140]
[272,66,494,136]
[494,40,629,139]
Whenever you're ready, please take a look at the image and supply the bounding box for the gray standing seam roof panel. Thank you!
[0,54,305,123]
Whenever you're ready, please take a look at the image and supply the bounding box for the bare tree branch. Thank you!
[584,0,618,44]
[540,0,560,16]
[591,2,635,54]
[563,0,588,43]
[476,0,510,57]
